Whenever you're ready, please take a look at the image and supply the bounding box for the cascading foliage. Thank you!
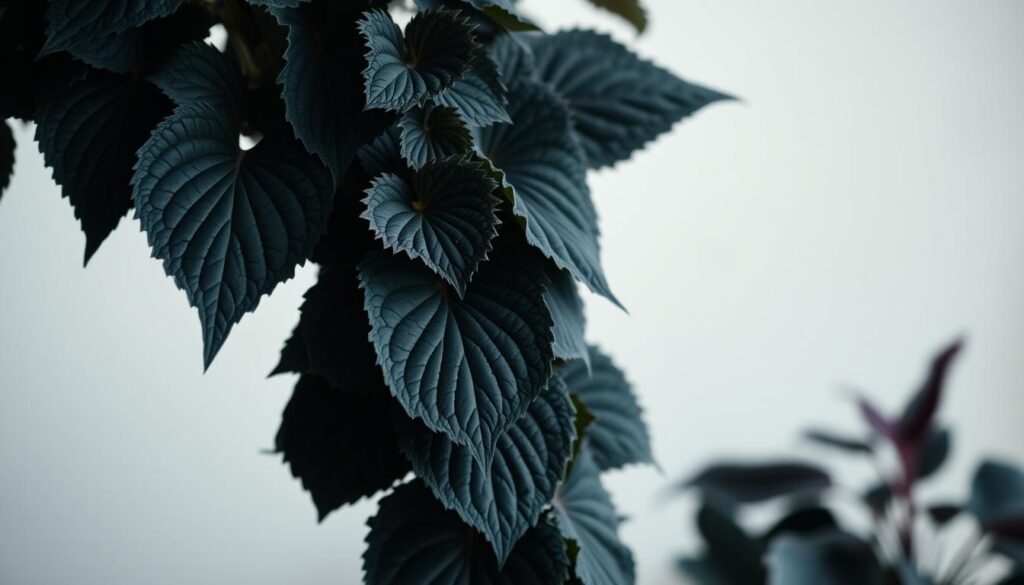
[0,0,729,582]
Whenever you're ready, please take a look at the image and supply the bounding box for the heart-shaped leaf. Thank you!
[276,375,410,520]
[36,72,171,264]
[132,102,333,367]
[359,241,554,466]
[544,264,589,367]
[40,0,183,58]
[529,30,731,168]
[359,8,479,113]
[271,265,384,392]
[398,105,473,169]
[362,157,500,295]
[397,375,576,564]
[766,530,884,585]
[477,81,620,306]
[686,462,831,505]
[363,481,570,584]
[435,53,510,127]
[561,346,653,471]
[275,1,393,180]
[553,448,636,585]
[586,0,647,33]
[1,120,13,199]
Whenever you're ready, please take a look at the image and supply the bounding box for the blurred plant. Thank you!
[676,339,1024,585]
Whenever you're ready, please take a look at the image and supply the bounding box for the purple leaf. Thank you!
[896,338,963,442]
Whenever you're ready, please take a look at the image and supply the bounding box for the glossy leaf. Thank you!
[149,42,241,108]
[275,1,392,179]
[36,73,171,264]
[896,338,963,442]
[397,375,576,564]
[529,30,731,168]
[1,121,13,199]
[40,0,182,58]
[359,9,479,113]
[553,449,635,585]
[686,461,831,505]
[362,158,500,295]
[132,103,333,368]
[766,530,884,585]
[276,375,409,520]
[363,481,570,584]
[586,0,647,33]
[544,264,589,367]
[398,106,473,169]
[359,243,554,466]
[271,265,384,392]
[561,346,653,471]
[435,53,510,126]
[478,81,620,306]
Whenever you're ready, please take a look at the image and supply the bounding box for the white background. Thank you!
[2,1,1022,583]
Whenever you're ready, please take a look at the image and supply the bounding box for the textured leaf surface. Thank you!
[275,1,392,179]
[359,244,554,465]
[766,531,884,585]
[362,158,499,294]
[272,265,384,392]
[561,346,652,471]
[1,121,13,199]
[150,42,241,108]
[132,103,333,367]
[398,376,576,564]
[478,81,619,306]
[360,9,478,112]
[358,125,406,177]
[276,375,409,520]
[586,0,647,33]
[489,34,534,87]
[435,54,510,126]
[399,106,473,169]
[553,449,635,585]
[530,30,731,168]
[35,73,171,263]
[41,0,182,57]
[686,461,831,505]
[364,481,569,585]
[544,265,589,367]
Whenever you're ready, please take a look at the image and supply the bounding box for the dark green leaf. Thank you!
[359,8,479,113]
[435,53,510,127]
[553,449,635,585]
[803,429,873,454]
[766,531,884,585]
[358,125,406,177]
[478,81,620,306]
[917,426,951,480]
[529,30,731,168]
[926,504,961,526]
[489,33,534,88]
[686,461,831,505]
[568,393,597,474]
[363,481,570,584]
[465,0,539,32]
[586,0,647,33]
[359,241,554,466]
[970,460,1024,527]
[132,103,333,368]
[696,502,765,584]
[247,0,310,8]
[1,120,13,199]
[398,105,473,169]
[36,73,171,264]
[397,375,576,564]
[896,338,963,442]
[276,375,409,520]
[275,1,393,179]
[544,264,589,367]
[677,557,728,585]
[149,42,242,109]
[271,265,384,392]
[561,346,653,471]
[40,0,182,58]
[361,158,499,295]
[61,29,141,73]
[763,507,839,542]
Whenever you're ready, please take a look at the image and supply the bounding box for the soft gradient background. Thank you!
[2,1,1022,583]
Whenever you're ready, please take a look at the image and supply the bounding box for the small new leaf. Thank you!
[362,157,500,295]
[364,481,570,584]
[398,105,473,168]
[360,9,479,112]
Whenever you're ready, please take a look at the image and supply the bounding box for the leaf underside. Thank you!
[543,264,589,367]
